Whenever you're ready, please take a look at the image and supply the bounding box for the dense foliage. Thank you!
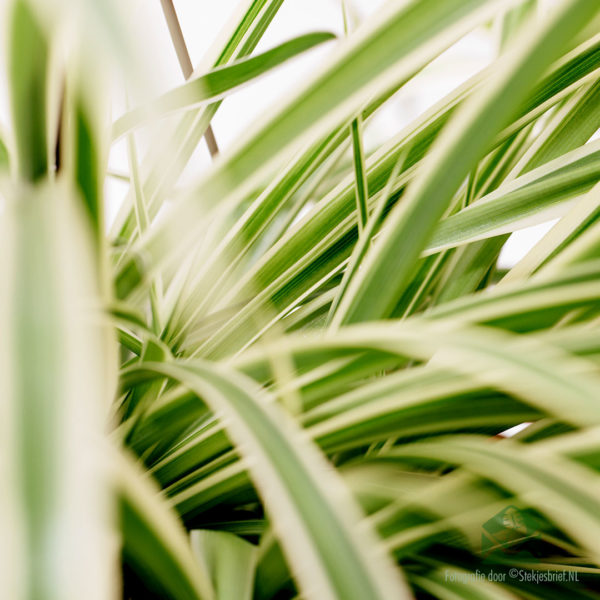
[2,0,600,598]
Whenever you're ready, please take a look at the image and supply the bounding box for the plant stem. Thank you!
[159,0,219,158]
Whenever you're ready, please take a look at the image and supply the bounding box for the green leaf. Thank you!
[73,102,103,234]
[306,369,539,453]
[515,78,600,174]
[334,0,600,325]
[499,0,536,52]
[233,319,600,427]
[0,135,10,170]
[115,0,509,298]
[342,2,368,233]
[8,0,49,181]
[350,117,369,232]
[110,0,287,241]
[0,182,114,599]
[161,31,600,359]
[65,65,110,246]
[191,530,257,600]
[424,259,600,331]
[113,32,336,139]
[388,436,600,563]
[127,360,411,600]
[329,152,407,324]
[502,181,600,283]
[118,450,215,600]
[425,140,600,255]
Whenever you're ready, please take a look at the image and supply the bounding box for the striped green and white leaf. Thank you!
[0,183,115,600]
[122,359,412,600]
[113,32,336,139]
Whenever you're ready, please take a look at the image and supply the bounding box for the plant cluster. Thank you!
[2,0,600,598]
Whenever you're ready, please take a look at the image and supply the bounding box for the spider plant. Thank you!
[2,0,600,598]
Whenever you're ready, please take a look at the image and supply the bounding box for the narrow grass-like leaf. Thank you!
[113,32,336,140]
[117,450,215,600]
[328,152,407,325]
[334,0,600,325]
[388,436,600,562]
[0,134,10,170]
[537,215,600,273]
[168,35,600,358]
[115,0,511,298]
[0,183,114,599]
[350,116,369,231]
[424,259,600,329]
[191,530,257,600]
[233,320,600,426]
[513,78,600,174]
[425,140,600,254]
[126,360,411,600]
[72,100,104,238]
[8,0,49,181]
[110,0,287,241]
[502,181,600,283]
[342,0,368,233]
